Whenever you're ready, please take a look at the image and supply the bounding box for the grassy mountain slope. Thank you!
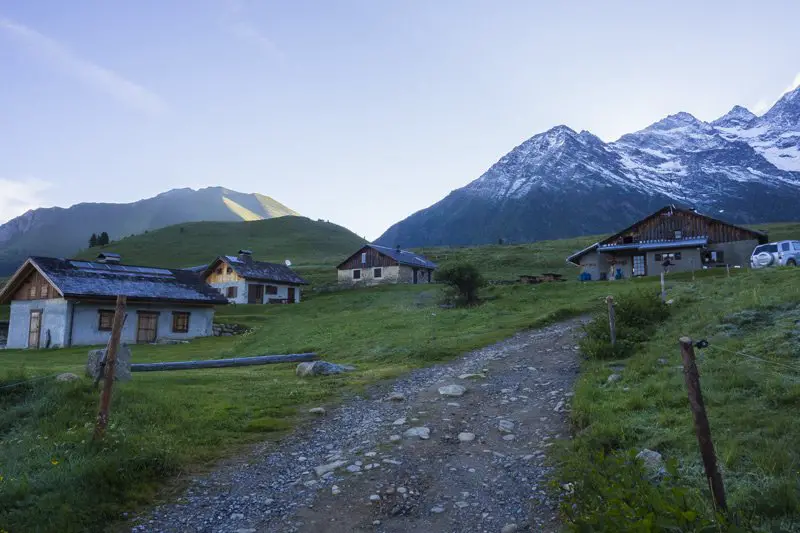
[75,216,366,284]
[0,187,298,276]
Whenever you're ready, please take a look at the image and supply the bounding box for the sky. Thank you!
[1,0,799,240]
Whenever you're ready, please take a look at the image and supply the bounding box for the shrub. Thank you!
[580,290,670,359]
[436,263,486,305]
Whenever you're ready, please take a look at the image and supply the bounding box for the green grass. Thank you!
[561,267,800,531]
[74,216,367,286]
[0,276,657,533]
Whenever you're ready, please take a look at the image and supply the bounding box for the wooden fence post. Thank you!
[679,337,727,512]
[93,295,127,441]
[660,272,666,303]
[606,295,616,347]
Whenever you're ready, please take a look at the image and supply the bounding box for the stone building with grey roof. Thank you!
[0,252,228,349]
[337,244,437,286]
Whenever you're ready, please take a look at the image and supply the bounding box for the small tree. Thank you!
[436,263,486,305]
[99,232,110,246]
[89,233,98,248]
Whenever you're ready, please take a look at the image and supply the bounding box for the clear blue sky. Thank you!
[1,0,798,239]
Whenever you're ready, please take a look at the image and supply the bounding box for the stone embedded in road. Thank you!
[403,427,431,440]
[346,465,362,473]
[392,417,407,426]
[498,420,515,433]
[502,434,515,441]
[369,494,381,502]
[501,524,519,533]
[387,392,406,401]
[458,373,485,380]
[331,485,341,495]
[308,407,326,415]
[455,501,469,509]
[313,460,347,477]
[458,432,476,442]
[438,384,467,397]
[430,506,445,513]
[389,434,401,442]
[554,401,564,412]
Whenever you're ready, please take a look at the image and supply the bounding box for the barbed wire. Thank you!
[0,368,84,391]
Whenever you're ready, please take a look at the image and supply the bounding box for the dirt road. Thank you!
[132,318,584,533]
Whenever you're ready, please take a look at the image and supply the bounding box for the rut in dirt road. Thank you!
[133,318,585,533]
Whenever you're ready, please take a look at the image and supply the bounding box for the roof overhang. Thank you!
[0,258,65,304]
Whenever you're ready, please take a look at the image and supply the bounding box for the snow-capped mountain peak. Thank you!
[711,105,757,128]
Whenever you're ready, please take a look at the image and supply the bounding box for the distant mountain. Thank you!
[0,187,298,275]
[377,86,800,247]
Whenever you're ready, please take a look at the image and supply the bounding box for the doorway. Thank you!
[28,310,42,348]
[248,284,264,304]
[136,312,159,343]
[287,287,296,303]
[633,255,646,277]
[412,268,418,284]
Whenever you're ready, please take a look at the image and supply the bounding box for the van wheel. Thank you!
[788,259,797,267]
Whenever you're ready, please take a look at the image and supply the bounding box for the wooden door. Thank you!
[136,312,159,343]
[28,310,42,348]
[248,284,264,304]
[413,268,418,284]
[287,287,296,303]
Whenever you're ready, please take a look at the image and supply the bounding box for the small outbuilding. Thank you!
[567,205,768,280]
[337,245,437,285]
[203,250,308,304]
[0,254,228,349]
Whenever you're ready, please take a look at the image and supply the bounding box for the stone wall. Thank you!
[212,323,251,336]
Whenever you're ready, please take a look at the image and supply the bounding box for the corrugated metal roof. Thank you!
[637,237,708,250]
[367,245,437,269]
[19,257,228,304]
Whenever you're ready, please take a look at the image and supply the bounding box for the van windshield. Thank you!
[754,244,778,254]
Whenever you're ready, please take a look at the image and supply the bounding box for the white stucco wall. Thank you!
[7,300,216,349]
[68,302,215,346]
[209,281,301,304]
[337,265,401,285]
[7,298,70,349]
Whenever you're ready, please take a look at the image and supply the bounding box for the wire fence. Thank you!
[704,343,800,383]
[0,368,85,392]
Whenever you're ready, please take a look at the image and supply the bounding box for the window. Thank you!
[226,286,238,298]
[28,285,36,299]
[265,285,278,295]
[226,266,233,274]
[353,269,361,280]
[361,252,367,264]
[39,284,49,299]
[98,310,115,331]
[674,252,682,260]
[172,312,190,333]
[654,253,662,261]
[793,242,800,251]
[374,268,382,278]
[674,230,683,239]
[781,242,791,252]
[216,267,223,274]
[753,244,777,254]
[703,250,725,263]
[659,252,681,262]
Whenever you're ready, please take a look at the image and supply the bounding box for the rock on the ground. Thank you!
[86,344,132,381]
[458,432,475,442]
[458,373,485,380]
[607,373,622,383]
[296,361,356,377]
[369,494,381,502]
[636,448,666,478]
[387,392,406,402]
[430,506,445,513]
[501,524,519,533]
[392,417,407,426]
[403,427,431,440]
[314,460,347,477]
[498,420,515,433]
[308,407,326,415]
[55,372,79,382]
[438,384,466,397]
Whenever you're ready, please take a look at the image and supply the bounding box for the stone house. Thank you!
[566,205,768,280]
[337,245,437,285]
[203,250,308,304]
[0,253,228,349]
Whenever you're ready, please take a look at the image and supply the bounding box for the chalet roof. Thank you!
[211,256,309,285]
[337,245,437,270]
[0,257,229,305]
[566,205,768,265]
